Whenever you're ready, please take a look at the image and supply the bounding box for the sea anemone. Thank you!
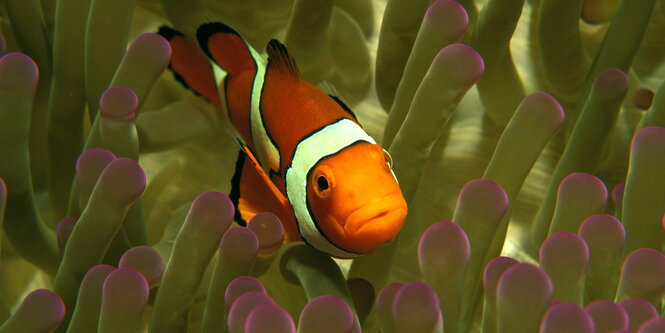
[0,0,664,332]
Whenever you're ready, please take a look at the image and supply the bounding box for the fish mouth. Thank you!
[343,194,407,242]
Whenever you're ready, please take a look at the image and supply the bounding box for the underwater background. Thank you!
[0,0,664,332]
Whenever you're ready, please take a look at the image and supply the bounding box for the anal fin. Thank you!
[229,148,301,242]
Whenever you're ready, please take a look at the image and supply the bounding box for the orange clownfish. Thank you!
[158,22,407,258]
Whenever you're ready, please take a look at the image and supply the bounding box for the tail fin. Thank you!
[157,26,219,105]
[196,22,256,76]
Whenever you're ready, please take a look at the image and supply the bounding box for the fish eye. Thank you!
[312,167,333,199]
[383,149,393,169]
[317,176,329,191]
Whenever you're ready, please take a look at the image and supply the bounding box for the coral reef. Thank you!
[0,0,664,332]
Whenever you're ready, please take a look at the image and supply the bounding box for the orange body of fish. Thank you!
[158,22,407,258]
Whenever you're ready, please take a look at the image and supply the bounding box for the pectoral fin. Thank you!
[229,147,300,242]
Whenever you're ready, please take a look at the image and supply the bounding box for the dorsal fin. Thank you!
[329,95,357,121]
[317,81,358,121]
[317,80,340,96]
[266,39,300,80]
[157,26,219,105]
[196,22,255,76]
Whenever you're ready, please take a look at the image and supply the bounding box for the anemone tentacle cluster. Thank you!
[0,0,664,332]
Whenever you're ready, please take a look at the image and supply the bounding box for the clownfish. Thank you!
[157,22,407,258]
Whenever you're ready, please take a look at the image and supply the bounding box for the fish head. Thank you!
[306,141,408,255]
